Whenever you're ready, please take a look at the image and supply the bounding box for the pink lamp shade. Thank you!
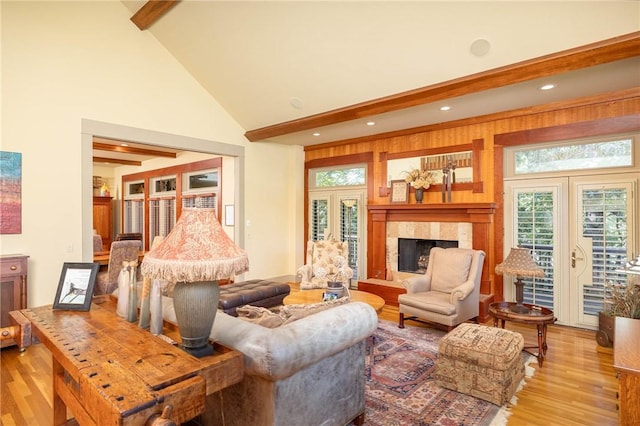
[140,208,249,357]
[141,208,249,282]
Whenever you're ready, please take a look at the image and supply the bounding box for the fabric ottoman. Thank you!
[434,323,525,405]
[218,279,291,316]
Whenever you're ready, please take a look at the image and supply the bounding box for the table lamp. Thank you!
[141,208,249,357]
[495,247,544,314]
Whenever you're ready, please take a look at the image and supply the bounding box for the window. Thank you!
[312,166,366,189]
[183,169,218,192]
[513,138,633,175]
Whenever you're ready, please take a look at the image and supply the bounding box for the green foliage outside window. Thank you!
[515,139,632,174]
[315,167,365,187]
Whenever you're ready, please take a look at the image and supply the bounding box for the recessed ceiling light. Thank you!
[121,143,128,147]
[540,84,556,91]
[440,106,451,111]
[312,132,320,137]
[366,121,375,126]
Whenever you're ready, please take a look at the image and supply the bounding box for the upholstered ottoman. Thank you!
[434,323,525,405]
[218,279,291,316]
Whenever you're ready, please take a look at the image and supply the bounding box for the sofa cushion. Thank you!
[431,250,473,293]
[236,305,287,328]
[281,297,349,324]
[236,296,350,328]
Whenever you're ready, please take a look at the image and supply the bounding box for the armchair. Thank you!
[95,240,142,295]
[297,238,354,290]
[398,247,485,331]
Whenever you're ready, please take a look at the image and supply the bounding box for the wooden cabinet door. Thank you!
[0,255,28,348]
[93,196,113,249]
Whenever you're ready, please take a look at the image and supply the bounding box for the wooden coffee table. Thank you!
[284,288,385,313]
[489,301,556,367]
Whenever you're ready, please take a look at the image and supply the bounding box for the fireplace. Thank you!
[398,238,458,273]
[367,203,496,293]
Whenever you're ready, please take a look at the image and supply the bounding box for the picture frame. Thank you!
[53,262,100,311]
[390,180,409,203]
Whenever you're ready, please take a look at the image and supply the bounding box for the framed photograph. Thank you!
[390,180,409,203]
[53,262,100,311]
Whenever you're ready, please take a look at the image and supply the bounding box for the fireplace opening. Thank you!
[398,238,458,273]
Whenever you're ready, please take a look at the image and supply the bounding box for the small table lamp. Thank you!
[495,247,544,314]
[141,208,249,357]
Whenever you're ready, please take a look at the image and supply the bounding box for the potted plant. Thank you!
[596,256,640,347]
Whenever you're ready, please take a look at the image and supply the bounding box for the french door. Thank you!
[505,174,637,328]
[308,189,366,284]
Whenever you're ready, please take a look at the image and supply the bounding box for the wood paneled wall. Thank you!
[303,89,640,300]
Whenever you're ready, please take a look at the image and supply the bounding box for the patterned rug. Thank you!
[362,320,534,426]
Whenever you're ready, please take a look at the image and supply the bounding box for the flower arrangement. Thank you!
[404,168,435,189]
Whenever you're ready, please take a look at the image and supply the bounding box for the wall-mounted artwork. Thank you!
[0,151,22,234]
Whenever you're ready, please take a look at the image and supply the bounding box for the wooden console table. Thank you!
[10,298,243,425]
[613,316,640,425]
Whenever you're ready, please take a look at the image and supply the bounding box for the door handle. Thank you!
[571,250,584,268]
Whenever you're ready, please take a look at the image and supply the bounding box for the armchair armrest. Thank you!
[296,264,312,282]
[449,279,476,303]
[402,275,431,294]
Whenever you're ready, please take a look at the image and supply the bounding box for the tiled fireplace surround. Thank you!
[365,203,496,321]
[387,221,473,275]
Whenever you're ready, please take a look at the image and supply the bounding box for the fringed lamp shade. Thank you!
[142,208,248,282]
[495,247,544,313]
[141,208,249,356]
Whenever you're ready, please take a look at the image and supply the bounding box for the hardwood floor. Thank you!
[378,305,620,426]
[1,303,620,425]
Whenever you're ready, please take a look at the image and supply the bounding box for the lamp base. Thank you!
[511,278,530,314]
[173,280,220,358]
[179,343,214,357]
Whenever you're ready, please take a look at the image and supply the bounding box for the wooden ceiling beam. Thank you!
[93,157,142,167]
[93,142,177,158]
[245,31,640,142]
[131,0,180,31]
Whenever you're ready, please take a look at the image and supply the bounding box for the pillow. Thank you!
[431,250,473,293]
[280,296,350,324]
[236,305,286,328]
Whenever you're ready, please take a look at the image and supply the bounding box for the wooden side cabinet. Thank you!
[93,196,113,250]
[0,254,28,348]
[613,316,640,425]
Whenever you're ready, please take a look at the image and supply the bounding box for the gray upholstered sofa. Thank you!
[161,297,378,426]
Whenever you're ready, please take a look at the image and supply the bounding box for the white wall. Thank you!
[1,1,303,307]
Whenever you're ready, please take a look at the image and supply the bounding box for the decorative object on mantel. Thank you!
[495,247,544,314]
[141,207,249,357]
[441,157,456,203]
[404,168,435,204]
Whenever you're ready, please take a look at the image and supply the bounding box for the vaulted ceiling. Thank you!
[113,1,639,151]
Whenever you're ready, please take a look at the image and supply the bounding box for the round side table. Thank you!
[488,302,556,367]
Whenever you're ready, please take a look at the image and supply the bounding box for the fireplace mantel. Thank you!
[366,202,497,295]
[368,203,496,224]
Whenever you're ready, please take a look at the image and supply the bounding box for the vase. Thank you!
[126,265,138,323]
[415,188,424,204]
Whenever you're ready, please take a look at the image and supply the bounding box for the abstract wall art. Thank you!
[0,151,22,234]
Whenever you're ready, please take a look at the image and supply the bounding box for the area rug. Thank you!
[362,320,535,426]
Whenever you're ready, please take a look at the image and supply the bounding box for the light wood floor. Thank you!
[1,303,619,425]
